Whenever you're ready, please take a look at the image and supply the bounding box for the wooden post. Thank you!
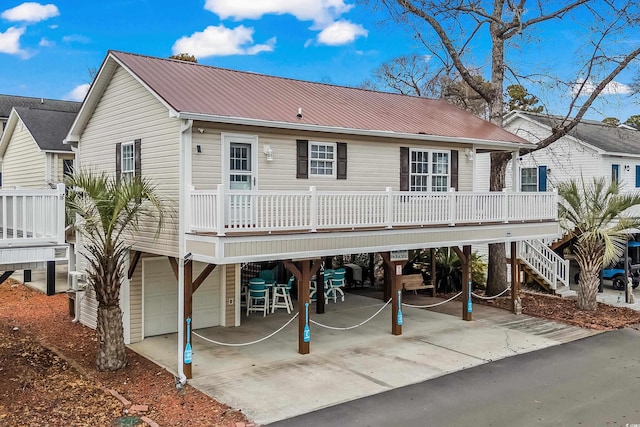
[380,252,402,336]
[183,260,193,379]
[430,249,436,293]
[453,246,472,321]
[510,242,521,314]
[369,253,375,287]
[317,266,325,314]
[284,259,321,355]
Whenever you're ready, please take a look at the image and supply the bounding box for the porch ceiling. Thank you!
[185,221,560,264]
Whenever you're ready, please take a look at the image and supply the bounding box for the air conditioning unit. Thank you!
[68,271,84,291]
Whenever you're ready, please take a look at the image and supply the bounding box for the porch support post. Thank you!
[284,259,321,355]
[453,245,472,321]
[430,249,437,293]
[46,261,55,296]
[183,260,193,379]
[380,252,402,336]
[511,242,521,314]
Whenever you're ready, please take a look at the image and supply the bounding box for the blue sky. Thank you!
[0,1,637,121]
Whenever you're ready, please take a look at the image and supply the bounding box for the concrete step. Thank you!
[554,285,577,299]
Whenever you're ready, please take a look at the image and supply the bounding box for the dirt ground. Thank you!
[2,279,640,426]
[0,279,248,427]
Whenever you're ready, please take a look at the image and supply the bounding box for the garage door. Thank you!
[144,259,220,337]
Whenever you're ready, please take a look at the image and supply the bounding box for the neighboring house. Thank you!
[0,105,80,188]
[65,51,561,379]
[0,95,76,293]
[0,95,80,187]
[501,111,640,192]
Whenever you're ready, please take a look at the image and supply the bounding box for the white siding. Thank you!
[79,285,98,329]
[191,124,476,192]
[79,66,181,256]
[2,119,46,188]
[505,117,602,190]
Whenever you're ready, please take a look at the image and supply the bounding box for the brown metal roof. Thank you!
[111,51,527,144]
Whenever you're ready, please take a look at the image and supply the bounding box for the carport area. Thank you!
[129,291,599,425]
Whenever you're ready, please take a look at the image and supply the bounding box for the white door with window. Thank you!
[223,134,257,227]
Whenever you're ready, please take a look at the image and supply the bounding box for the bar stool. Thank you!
[272,276,294,313]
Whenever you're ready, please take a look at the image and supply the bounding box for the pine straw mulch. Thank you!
[3,278,640,427]
[480,290,640,330]
[0,278,249,427]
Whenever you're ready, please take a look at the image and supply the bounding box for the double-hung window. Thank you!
[309,142,336,177]
[121,142,135,178]
[410,149,449,191]
[520,168,538,192]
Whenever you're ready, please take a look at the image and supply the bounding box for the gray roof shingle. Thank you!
[0,94,80,119]
[13,106,80,152]
[518,112,640,155]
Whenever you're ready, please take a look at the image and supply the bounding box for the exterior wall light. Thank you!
[264,145,273,161]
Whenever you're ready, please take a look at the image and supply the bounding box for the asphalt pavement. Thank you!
[268,327,640,427]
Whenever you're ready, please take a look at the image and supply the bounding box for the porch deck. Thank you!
[189,186,558,235]
[0,184,68,269]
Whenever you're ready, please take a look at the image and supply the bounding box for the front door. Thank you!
[224,134,257,227]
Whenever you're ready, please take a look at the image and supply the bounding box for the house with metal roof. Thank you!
[65,50,561,380]
[502,111,640,192]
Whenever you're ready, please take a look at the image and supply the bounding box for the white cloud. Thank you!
[65,83,90,101]
[62,34,90,44]
[0,26,26,56]
[39,37,53,47]
[172,25,275,57]
[317,20,367,45]
[571,79,632,96]
[205,0,352,28]
[1,2,59,23]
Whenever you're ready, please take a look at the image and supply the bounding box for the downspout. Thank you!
[177,119,193,385]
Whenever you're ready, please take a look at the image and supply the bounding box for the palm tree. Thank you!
[66,170,166,370]
[558,177,640,311]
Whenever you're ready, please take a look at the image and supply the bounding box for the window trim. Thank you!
[308,141,337,178]
[408,148,450,192]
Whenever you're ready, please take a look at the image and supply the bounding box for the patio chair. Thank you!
[310,269,333,302]
[246,278,269,317]
[272,276,295,313]
[325,268,346,303]
[259,269,277,286]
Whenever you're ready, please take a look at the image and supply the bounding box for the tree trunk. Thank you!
[96,304,127,371]
[576,240,604,311]
[486,151,511,296]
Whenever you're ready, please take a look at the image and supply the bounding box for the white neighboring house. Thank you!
[0,96,77,293]
[503,111,640,192]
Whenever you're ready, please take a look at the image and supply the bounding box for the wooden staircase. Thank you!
[518,240,577,299]
[519,260,576,298]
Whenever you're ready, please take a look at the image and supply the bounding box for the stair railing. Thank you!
[518,240,569,290]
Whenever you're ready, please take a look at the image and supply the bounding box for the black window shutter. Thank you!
[400,147,409,191]
[450,150,459,190]
[134,139,142,176]
[297,140,308,179]
[336,142,347,180]
[115,142,122,182]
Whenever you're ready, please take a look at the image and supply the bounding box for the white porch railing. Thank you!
[0,183,66,245]
[519,239,569,290]
[190,185,558,236]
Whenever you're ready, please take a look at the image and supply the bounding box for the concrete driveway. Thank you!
[129,291,600,425]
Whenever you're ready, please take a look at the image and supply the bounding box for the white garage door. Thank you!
[144,259,220,337]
